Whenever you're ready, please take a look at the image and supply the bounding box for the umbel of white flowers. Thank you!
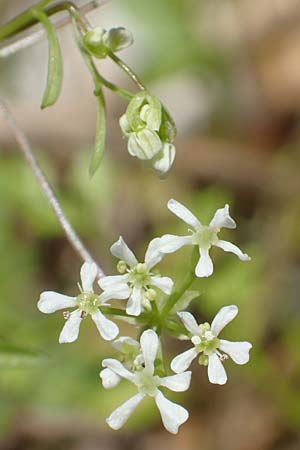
[37,262,129,343]
[119,92,176,175]
[101,329,191,434]
[156,199,251,277]
[99,236,174,316]
[171,305,252,385]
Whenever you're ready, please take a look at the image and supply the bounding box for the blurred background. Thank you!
[0,0,300,449]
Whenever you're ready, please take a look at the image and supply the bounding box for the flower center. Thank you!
[192,323,220,356]
[191,226,218,249]
[77,293,100,315]
[129,263,151,288]
[134,368,160,397]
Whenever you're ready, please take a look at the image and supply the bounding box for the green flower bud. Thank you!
[102,27,134,53]
[117,260,127,274]
[145,288,157,301]
[83,27,108,59]
[198,354,209,366]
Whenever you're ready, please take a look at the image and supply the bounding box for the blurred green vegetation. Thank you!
[0,0,300,449]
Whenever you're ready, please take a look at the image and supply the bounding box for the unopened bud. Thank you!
[102,27,133,53]
[145,288,157,301]
[117,260,127,274]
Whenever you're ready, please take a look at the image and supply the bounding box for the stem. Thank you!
[0,98,105,277]
[0,1,108,59]
[162,247,199,316]
[108,52,146,91]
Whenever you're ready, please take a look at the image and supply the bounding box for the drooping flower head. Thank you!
[171,305,252,385]
[119,91,176,175]
[38,262,130,343]
[157,199,251,277]
[102,329,191,434]
[99,237,174,316]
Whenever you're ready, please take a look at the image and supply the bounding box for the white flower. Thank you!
[171,305,252,385]
[102,329,191,434]
[99,237,174,316]
[38,262,130,343]
[100,336,143,389]
[156,199,251,277]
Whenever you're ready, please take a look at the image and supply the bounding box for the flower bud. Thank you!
[128,129,162,160]
[83,27,107,59]
[102,27,134,53]
[145,288,157,301]
[152,142,176,175]
[117,260,127,274]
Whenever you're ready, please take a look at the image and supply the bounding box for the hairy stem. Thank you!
[0,99,105,277]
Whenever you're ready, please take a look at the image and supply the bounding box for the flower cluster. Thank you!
[38,199,252,433]
[119,92,177,175]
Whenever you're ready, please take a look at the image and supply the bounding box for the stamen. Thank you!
[63,311,70,320]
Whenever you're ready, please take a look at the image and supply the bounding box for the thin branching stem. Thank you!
[0,98,105,277]
[0,1,108,59]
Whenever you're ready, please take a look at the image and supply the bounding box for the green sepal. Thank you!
[126,91,147,129]
[33,9,63,109]
[89,87,106,176]
[159,107,177,142]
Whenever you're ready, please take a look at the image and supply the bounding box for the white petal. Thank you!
[100,368,121,389]
[160,371,191,392]
[110,236,138,267]
[59,309,82,344]
[155,391,189,434]
[106,393,145,430]
[102,358,135,381]
[119,113,131,136]
[168,199,202,230]
[80,262,98,292]
[156,234,193,254]
[38,291,77,313]
[219,340,252,365]
[215,240,251,261]
[99,284,130,303]
[209,204,236,230]
[126,286,142,316]
[144,237,164,269]
[177,312,200,335]
[195,248,213,277]
[208,352,227,385]
[150,276,173,295]
[211,305,238,336]
[140,329,159,372]
[91,310,119,341]
[112,336,140,352]
[152,143,176,175]
[98,274,129,290]
[170,347,198,373]
[128,129,162,160]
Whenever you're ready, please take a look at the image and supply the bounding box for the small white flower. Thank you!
[102,329,191,434]
[99,237,174,316]
[171,305,252,385]
[100,336,143,389]
[157,199,251,277]
[38,262,130,343]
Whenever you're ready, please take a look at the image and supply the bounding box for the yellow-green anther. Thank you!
[117,260,128,274]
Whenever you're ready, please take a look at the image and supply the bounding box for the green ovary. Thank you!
[77,293,100,315]
[134,368,160,396]
[129,263,151,288]
[191,226,218,249]
[196,337,220,356]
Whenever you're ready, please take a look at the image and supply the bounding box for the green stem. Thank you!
[108,52,146,91]
[162,247,199,316]
[100,307,129,317]
[0,1,87,42]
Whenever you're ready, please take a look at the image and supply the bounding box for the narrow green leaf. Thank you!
[89,87,106,176]
[33,9,63,109]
